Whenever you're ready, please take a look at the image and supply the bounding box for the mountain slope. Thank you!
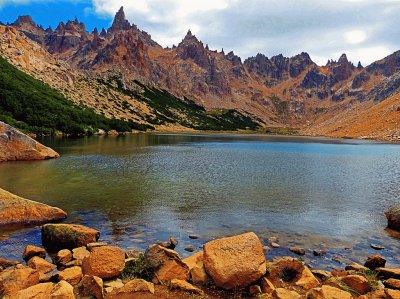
[3,7,400,140]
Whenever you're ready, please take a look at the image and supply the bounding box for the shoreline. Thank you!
[1,226,399,298]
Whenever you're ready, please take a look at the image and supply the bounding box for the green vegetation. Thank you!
[260,127,299,135]
[0,56,147,135]
[98,77,261,131]
[357,270,379,290]
[121,254,161,282]
[270,96,289,118]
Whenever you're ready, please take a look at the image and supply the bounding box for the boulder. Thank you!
[50,280,75,299]
[170,279,204,295]
[384,278,400,290]
[107,279,155,299]
[145,244,180,265]
[386,289,400,298]
[0,121,59,162]
[0,258,19,270]
[0,265,40,297]
[86,242,108,251]
[72,247,90,261]
[27,256,56,274]
[311,270,332,281]
[203,232,267,289]
[55,249,72,266]
[42,224,100,252]
[104,279,124,289]
[273,288,301,299]
[289,246,305,256]
[340,275,370,295]
[0,188,67,229]
[56,266,82,286]
[269,257,319,290]
[145,244,189,283]
[81,246,125,279]
[73,275,103,299]
[345,262,368,272]
[385,205,400,231]
[13,282,54,299]
[154,259,189,284]
[23,245,46,261]
[182,251,208,283]
[376,268,400,279]
[306,285,352,299]
[364,255,386,270]
[65,260,82,268]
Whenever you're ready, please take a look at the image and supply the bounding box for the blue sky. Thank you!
[0,0,111,32]
[1,0,400,66]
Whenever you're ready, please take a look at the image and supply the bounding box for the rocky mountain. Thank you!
[3,6,400,140]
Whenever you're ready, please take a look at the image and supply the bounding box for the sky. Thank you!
[0,0,399,66]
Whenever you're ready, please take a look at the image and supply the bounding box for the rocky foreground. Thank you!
[1,225,400,299]
[0,188,67,229]
[0,121,59,162]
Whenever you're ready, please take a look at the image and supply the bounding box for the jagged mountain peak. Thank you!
[179,29,201,45]
[111,6,131,31]
[338,53,349,64]
[13,15,36,27]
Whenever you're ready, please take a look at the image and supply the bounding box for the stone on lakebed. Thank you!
[42,223,100,252]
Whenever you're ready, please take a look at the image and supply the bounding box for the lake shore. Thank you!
[1,225,400,299]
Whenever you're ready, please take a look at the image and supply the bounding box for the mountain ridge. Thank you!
[2,6,400,140]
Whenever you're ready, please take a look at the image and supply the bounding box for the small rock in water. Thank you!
[364,255,386,270]
[289,246,305,256]
[169,236,178,248]
[189,235,199,240]
[263,246,271,253]
[370,244,385,250]
[313,249,327,257]
[270,242,280,248]
[184,246,195,252]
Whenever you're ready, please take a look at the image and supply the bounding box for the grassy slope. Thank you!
[0,56,147,135]
[99,77,261,131]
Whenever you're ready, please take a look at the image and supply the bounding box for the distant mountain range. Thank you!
[1,7,399,140]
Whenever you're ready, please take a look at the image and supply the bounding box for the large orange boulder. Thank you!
[0,188,67,229]
[42,224,100,252]
[0,121,59,162]
[82,246,125,279]
[203,232,267,289]
[0,265,40,297]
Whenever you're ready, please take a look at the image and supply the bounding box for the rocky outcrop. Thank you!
[110,7,132,32]
[0,188,67,229]
[0,121,59,162]
[41,224,100,252]
[203,232,267,289]
[385,205,400,231]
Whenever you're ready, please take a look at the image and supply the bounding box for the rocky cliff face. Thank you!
[3,6,400,139]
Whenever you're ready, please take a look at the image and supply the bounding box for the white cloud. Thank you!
[344,30,367,44]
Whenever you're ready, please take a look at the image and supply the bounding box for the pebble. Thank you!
[370,244,385,250]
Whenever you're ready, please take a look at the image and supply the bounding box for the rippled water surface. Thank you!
[1,134,399,269]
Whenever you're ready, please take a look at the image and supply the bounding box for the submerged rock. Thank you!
[203,232,267,290]
[385,205,400,231]
[0,188,67,229]
[42,224,100,252]
[0,121,59,162]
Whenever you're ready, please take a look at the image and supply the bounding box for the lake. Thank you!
[0,133,399,269]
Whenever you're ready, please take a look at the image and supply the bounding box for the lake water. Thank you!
[0,133,399,269]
